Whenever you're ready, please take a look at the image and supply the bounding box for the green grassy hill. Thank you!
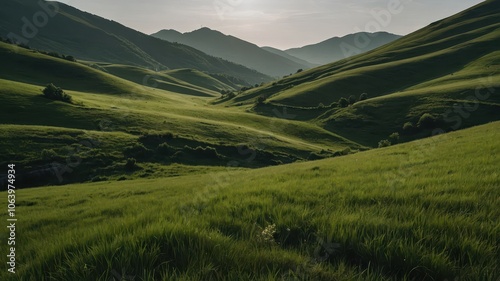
[0,0,271,85]
[1,121,498,280]
[233,1,499,106]
[227,0,500,147]
[0,40,362,188]
[95,64,237,97]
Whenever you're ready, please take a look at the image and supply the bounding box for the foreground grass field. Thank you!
[1,122,498,280]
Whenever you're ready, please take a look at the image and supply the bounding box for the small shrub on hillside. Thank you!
[317,103,325,109]
[378,139,392,148]
[403,122,415,133]
[256,95,267,105]
[389,132,400,143]
[417,113,437,129]
[42,83,72,103]
[359,93,368,101]
[124,158,137,170]
[63,55,76,62]
[338,97,349,108]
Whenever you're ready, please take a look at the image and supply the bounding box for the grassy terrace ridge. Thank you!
[1,122,498,280]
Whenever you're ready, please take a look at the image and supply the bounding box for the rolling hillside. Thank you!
[151,27,313,77]
[95,64,237,97]
[0,0,271,84]
[0,40,362,189]
[285,32,401,65]
[228,0,500,146]
[0,121,498,280]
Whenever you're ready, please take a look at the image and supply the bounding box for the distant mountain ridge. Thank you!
[260,46,319,68]
[151,27,313,77]
[0,0,270,85]
[285,32,402,65]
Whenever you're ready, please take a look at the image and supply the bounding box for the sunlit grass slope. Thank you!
[1,122,498,280]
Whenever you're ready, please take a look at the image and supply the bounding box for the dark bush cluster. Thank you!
[378,139,392,148]
[417,113,437,129]
[219,90,236,99]
[42,83,72,103]
[403,122,415,133]
[338,97,349,108]
[256,95,267,105]
[337,93,368,108]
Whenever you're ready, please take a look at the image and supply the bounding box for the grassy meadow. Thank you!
[0,122,498,280]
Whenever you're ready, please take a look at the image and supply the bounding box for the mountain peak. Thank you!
[189,27,225,36]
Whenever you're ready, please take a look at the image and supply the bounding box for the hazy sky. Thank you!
[57,0,484,49]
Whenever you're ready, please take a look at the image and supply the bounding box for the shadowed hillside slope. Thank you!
[0,0,270,84]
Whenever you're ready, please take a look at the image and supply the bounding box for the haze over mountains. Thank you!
[152,28,401,77]
[284,32,402,65]
[151,28,315,77]
[0,0,401,84]
[0,0,270,85]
